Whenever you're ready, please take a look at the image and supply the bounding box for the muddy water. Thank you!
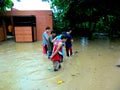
[0,37,120,90]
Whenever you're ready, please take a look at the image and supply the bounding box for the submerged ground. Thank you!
[0,37,120,90]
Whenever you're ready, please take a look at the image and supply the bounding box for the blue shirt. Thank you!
[66,33,72,48]
[42,32,49,45]
[56,34,62,40]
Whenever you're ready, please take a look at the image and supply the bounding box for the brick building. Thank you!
[0,10,53,42]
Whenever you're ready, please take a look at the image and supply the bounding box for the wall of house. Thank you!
[0,10,53,41]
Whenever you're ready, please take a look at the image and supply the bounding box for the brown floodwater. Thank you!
[0,37,120,90]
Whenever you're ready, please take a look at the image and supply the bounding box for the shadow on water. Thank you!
[0,36,120,90]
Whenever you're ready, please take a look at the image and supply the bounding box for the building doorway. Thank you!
[0,16,15,41]
[0,15,36,42]
[4,16,14,40]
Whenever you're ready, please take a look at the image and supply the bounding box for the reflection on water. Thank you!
[0,37,120,90]
[80,37,88,47]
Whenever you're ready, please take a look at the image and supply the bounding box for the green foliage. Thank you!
[95,15,116,33]
[50,0,120,35]
[0,0,13,12]
[51,0,74,31]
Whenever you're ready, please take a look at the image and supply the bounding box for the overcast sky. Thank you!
[12,0,51,10]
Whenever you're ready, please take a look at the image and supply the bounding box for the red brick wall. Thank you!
[0,10,53,41]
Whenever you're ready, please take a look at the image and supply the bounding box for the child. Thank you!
[65,27,73,57]
[47,30,56,59]
[50,35,67,71]
[42,26,51,54]
[52,31,67,62]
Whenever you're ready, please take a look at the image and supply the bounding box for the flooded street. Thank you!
[0,37,120,90]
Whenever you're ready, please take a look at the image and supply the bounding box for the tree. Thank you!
[50,0,120,36]
[0,0,13,12]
